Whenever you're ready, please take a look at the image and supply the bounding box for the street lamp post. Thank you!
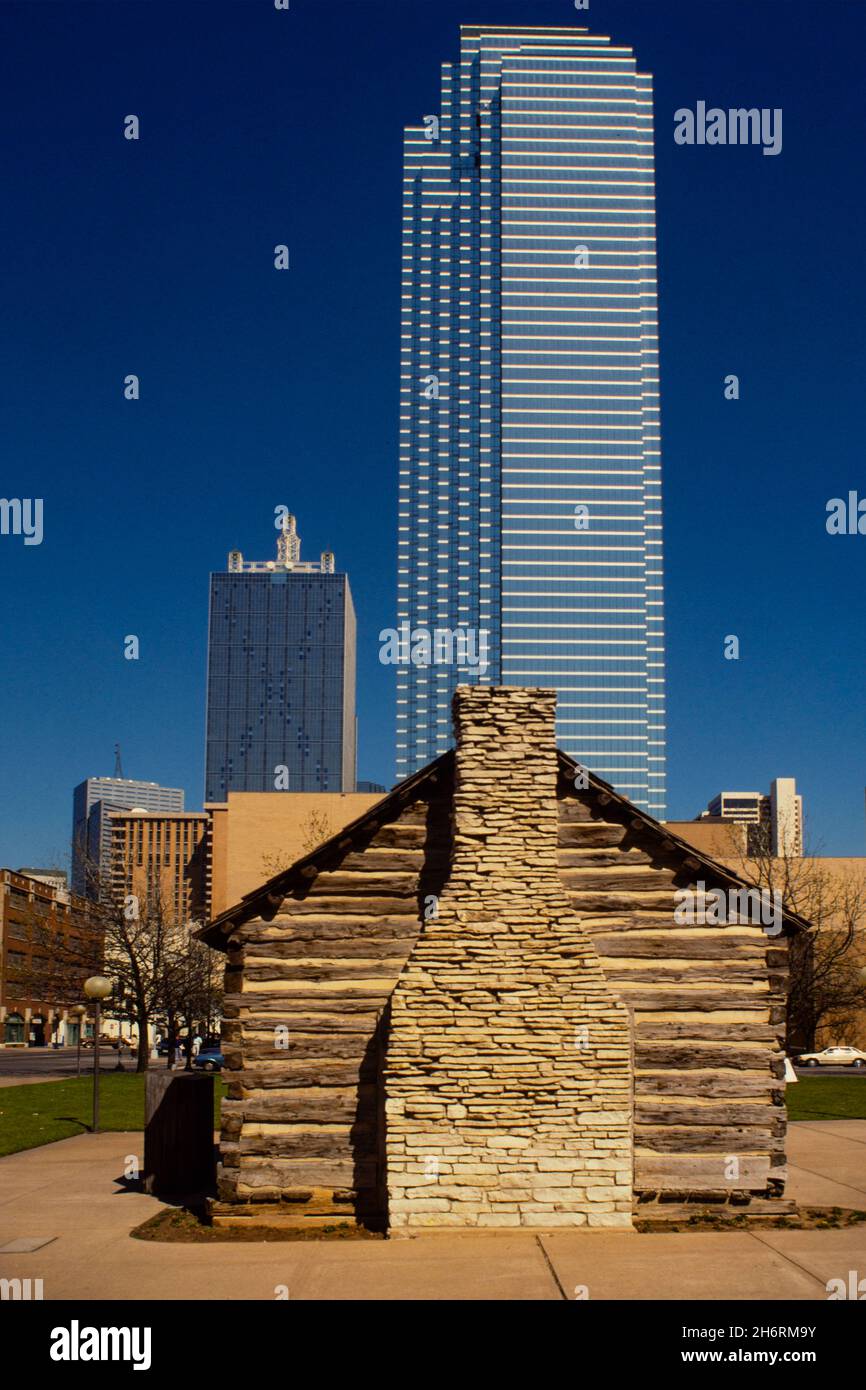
[83,976,113,1133]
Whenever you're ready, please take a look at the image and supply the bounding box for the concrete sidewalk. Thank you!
[0,1123,863,1301]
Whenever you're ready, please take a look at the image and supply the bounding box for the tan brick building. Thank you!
[206,792,385,919]
[108,811,209,925]
[666,825,866,1050]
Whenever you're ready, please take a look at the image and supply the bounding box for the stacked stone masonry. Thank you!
[385,687,633,1229]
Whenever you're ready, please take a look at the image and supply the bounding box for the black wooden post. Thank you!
[144,1071,216,1196]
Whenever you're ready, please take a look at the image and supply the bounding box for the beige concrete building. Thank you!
[697,780,804,857]
[206,791,387,919]
[663,817,747,858]
[665,820,866,1050]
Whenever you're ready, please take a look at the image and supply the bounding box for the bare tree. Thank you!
[12,905,103,1032]
[260,806,335,878]
[735,825,866,1051]
[99,871,176,1072]
[158,924,223,1069]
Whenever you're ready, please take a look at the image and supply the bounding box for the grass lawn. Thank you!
[0,1073,226,1157]
[786,1075,866,1121]
[2,1072,861,1158]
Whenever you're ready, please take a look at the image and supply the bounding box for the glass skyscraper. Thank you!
[396,24,665,815]
[72,776,185,896]
[205,515,356,800]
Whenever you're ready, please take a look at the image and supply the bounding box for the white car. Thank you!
[796,1046,866,1069]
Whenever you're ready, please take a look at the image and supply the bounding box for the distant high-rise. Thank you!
[108,809,208,926]
[396,24,665,814]
[699,779,803,857]
[72,776,185,896]
[205,514,356,800]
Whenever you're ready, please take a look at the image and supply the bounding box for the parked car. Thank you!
[796,1046,866,1068]
[193,1048,223,1072]
[81,1033,122,1049]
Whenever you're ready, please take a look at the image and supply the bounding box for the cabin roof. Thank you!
[197,747,810,951]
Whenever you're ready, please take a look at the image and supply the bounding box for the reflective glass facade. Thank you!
[205,537,356,800]
[71,777,185,897]
[396,24,665,814]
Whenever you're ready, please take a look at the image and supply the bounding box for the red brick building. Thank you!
[0,870,100,1046]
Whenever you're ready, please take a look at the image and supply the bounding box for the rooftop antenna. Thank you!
[276,512,301,566]
[114,743,124,779]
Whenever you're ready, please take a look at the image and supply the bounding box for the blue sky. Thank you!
[1,0,864,868]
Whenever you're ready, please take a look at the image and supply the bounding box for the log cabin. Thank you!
[198,686,807,1232]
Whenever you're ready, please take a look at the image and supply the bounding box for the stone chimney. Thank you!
[385,686,633,1229]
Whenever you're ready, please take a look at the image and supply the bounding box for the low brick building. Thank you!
[0,870,100,1046]
[200,687,805,1231]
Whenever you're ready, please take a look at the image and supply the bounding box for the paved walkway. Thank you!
[0,1123,863,1300]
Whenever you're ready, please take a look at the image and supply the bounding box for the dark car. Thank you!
[194,1048,223,1072]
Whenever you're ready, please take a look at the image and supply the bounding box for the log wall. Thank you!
[214,784,451,1229]
[556,789,789,1211]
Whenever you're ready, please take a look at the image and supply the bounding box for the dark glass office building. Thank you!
[204,515,357,800]
[396,24,666,816]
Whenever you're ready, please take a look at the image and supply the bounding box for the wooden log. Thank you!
[223,1061,376,1089]
[611,989,769,1010]
[635,1199,797,1220]
[635,1020,777,1042]
[564,891,680,913]
[636,1071,783,1098]
[241,981,393,1002]
[234,1130,376,1161]
[306,872,418,897]
[249,917,423,940]
[557,823,627,848]
[635,1154,771,1192]
[603,963,766,984]
[242,936,417,961]
[559,867,679,892]
[594,932,765,959]
[366,824,427,848]
[222,1086,376,1124]
[229,1005,383,1033]
[557,847,654,868]
[224,991,386,1016]
[237,1158,376,1189]
[635,1124,784,1153]
[271,896,421,917]
[636,1101,781,1126]
[338,849,427,873]
[557,801,614,824]
[580,913,682,934]
[635,1043,784,1070]
[243,959,408,983]
[235,1032,374,1062]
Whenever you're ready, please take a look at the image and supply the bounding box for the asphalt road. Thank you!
[1,1048,865,1079]
[794,1065,866,1077]
[0,1047,162,1078]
